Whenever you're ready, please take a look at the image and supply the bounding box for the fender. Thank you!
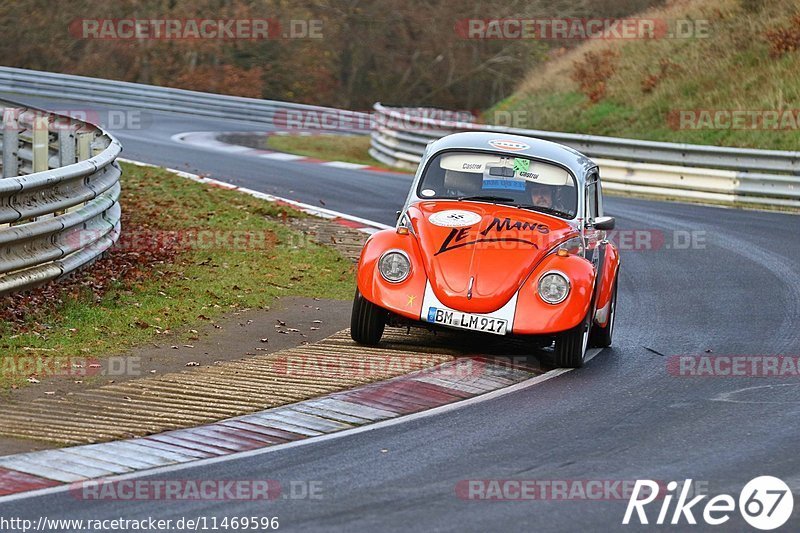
[593,241,620,328]
[356,229,427,320]
[512,253,595,335]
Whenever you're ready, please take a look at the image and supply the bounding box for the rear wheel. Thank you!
[552,310,591,368]
[590,277,618,348]
[350,289,386,345]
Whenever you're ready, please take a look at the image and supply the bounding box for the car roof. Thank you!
[424,131,598,180]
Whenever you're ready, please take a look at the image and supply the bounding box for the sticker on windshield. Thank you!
[513,158,529,174]
[482,178,526,191]
[429,210,482,228]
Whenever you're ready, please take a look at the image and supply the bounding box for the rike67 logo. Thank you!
[624,477,794,530]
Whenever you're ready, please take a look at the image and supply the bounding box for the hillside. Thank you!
[488,0,800,150]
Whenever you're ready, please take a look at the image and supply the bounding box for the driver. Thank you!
[529,182,555,209]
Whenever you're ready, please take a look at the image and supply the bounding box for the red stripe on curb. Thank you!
[339,387,429,414]
[354,382,453,409]
[407,379,473,399]
[219,421,308,443]
[394,380,468,403]
[0,467,60,496]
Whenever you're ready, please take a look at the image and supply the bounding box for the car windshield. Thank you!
[417,151,578,218]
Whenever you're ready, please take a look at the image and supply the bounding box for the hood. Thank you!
[409,201,576,314]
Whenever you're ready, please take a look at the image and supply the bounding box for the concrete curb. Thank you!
[0,357,536,497]
[172,131,411,176]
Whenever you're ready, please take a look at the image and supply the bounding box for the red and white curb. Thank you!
[118,158,391,235]
[172,131,408,174]
[0,358,538,497]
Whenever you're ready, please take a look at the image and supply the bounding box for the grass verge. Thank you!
[0,162,355,390]
[266,134,408,172]
[487,0,800,151]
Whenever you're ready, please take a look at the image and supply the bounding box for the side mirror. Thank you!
[593,216,615,231]
[395,210,402,222]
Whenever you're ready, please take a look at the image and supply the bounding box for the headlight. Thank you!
[538,271,570,304]
[378,250,411,283]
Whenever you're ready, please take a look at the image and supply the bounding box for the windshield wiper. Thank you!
[457,195,516,204]
[515,204,571,218]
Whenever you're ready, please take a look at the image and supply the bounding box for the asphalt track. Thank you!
[2,95,799,531]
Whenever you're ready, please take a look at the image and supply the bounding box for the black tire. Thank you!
[589,277,618,348]
[552,310,591,368]
[350,289,386,345]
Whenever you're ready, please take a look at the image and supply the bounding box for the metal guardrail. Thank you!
[370,103,800,209]
[0,97,121,296]
[0,66,371,133]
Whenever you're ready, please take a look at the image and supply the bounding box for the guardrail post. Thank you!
[32,112,49,172]
[58,128,77,167]
[2,107,20,178]
[91,133,109,157]
[77,130,93,161]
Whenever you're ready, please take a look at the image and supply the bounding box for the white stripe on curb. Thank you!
[258,152,306,161]
[322,161,370,170]
[118,158,391,234]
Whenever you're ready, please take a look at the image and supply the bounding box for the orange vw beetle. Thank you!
[351,132,620,367]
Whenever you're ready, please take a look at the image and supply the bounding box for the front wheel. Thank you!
[552,310,591,368]
[350,289,386,345]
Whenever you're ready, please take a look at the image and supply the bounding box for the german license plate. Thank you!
[426,307,508,335]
